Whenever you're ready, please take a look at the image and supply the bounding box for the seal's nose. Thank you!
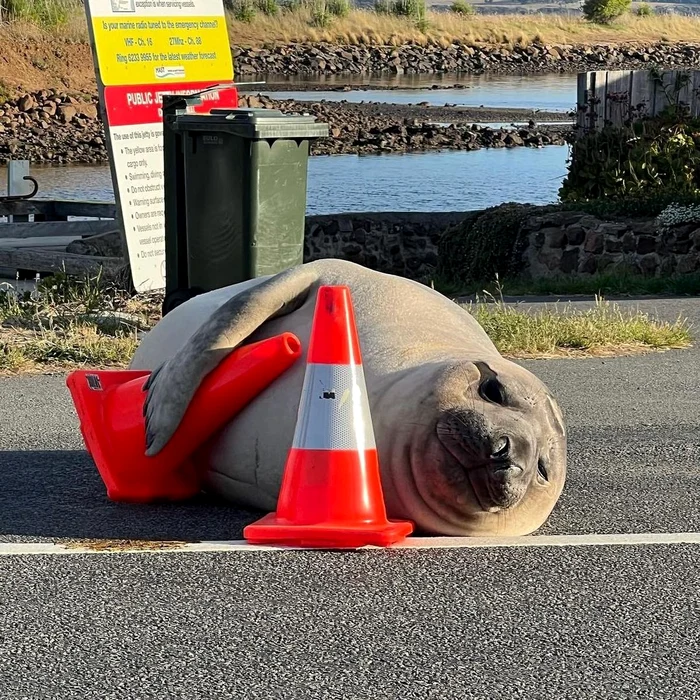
[491,435,511,460]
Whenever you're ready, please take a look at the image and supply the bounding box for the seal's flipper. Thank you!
[143,264,319,456]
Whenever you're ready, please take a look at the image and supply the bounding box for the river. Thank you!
[1,73,574,214]
[248,71,578,113]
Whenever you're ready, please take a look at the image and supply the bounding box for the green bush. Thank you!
[326,0,351,16]
[255,0,280,15]
[636,2,653,15]
[310,0,332,25]
[582,0,631,23]
[450,0,475,14]
[1,0,76,27]
[231,0,257,21]
[436,203,553,288]
[560,113,700,204]
[374,0,391,12]
[391,0,426,20]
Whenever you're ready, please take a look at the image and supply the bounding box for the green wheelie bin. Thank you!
[161,102,328,315]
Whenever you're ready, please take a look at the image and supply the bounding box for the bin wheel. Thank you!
[162,287,205,316]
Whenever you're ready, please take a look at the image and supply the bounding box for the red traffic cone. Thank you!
[243,286,414,548]
[66,332,302,503]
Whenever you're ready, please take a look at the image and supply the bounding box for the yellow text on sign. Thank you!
[91,15,233,86]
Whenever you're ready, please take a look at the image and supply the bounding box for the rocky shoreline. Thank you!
[240,94,571,155]
[0,89,572,166]
[0,89,107,165]
[233,40,700,77]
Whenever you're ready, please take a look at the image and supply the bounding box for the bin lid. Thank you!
[171,108,329,139]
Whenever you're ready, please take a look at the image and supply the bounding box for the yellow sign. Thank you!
[91,14,232,85]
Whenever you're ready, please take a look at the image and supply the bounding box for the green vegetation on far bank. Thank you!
[4,0,700,48]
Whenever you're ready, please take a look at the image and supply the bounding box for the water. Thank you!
[0,73,573,216]
[245,72,578,113]
[1,146,569,215]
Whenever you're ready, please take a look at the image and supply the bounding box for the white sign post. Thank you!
[83,0,239,291]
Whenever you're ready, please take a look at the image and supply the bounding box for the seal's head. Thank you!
[377,357,566,537]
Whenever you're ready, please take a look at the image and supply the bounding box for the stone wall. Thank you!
[234,41,700,77]
[71,208,700,283]
[521,210,700,278]
[304,211,466,281]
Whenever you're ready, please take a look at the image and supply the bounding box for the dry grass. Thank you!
[7,4,700,49]
[226,9,700,48]
[468,295,693,359]
[0,272,160,375]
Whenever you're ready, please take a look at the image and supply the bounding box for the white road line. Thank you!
[1,532,700,555]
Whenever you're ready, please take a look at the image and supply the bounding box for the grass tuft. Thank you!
[467,293,693,359]
[0,270,692,374]
[0,271,161,375]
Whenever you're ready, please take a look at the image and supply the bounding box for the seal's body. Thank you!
[131,259,567,536]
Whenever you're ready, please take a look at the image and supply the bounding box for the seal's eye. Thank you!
[479,378,506,406]
[537,458,549,482]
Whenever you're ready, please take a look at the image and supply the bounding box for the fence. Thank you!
[575,69,700,135]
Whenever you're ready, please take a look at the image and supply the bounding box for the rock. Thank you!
[57,105,77,123]
[66,230,123,257]
[565,225,586,246]
[605,238,623,253]
[677,254,700,274]
[17,94,36,112]
[584,230,604,254]
[638,253,659,275]
[579,255,598,274]
[671,238,693,255]
[560,248,579,274]
[541,227,566,248]
[636,235,656,255]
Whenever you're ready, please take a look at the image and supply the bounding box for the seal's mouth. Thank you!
[435,416,529,513]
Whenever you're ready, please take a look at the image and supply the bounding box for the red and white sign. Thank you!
[84,0,237,292]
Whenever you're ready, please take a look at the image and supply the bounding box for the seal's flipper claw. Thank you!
[141,359,191,457]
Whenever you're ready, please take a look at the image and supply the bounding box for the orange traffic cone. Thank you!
[66,332,302,503]
[243,286,414,548]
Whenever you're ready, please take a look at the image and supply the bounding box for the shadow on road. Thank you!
[0,449,262,543]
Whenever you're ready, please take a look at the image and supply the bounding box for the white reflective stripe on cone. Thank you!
[292,363,377,451]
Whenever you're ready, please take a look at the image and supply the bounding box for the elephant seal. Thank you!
[130,258,567,536]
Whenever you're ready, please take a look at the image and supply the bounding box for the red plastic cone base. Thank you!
[66,333,302,503]
[243,513,414,549]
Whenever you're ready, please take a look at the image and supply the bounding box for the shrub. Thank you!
[232,0,257,21]
[450,0,475,14]
[374,0,391,12]
[311,0,332,25]
[1,0,75,27]
[636,2,653,15]
[436,203,554,288]
[327,0,351,16]
[391,0,426,20]
[255,0,280,15]
[582,0,631,23]
[560,114,700,204]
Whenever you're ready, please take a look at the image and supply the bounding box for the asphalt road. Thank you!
[1,296,699,699]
